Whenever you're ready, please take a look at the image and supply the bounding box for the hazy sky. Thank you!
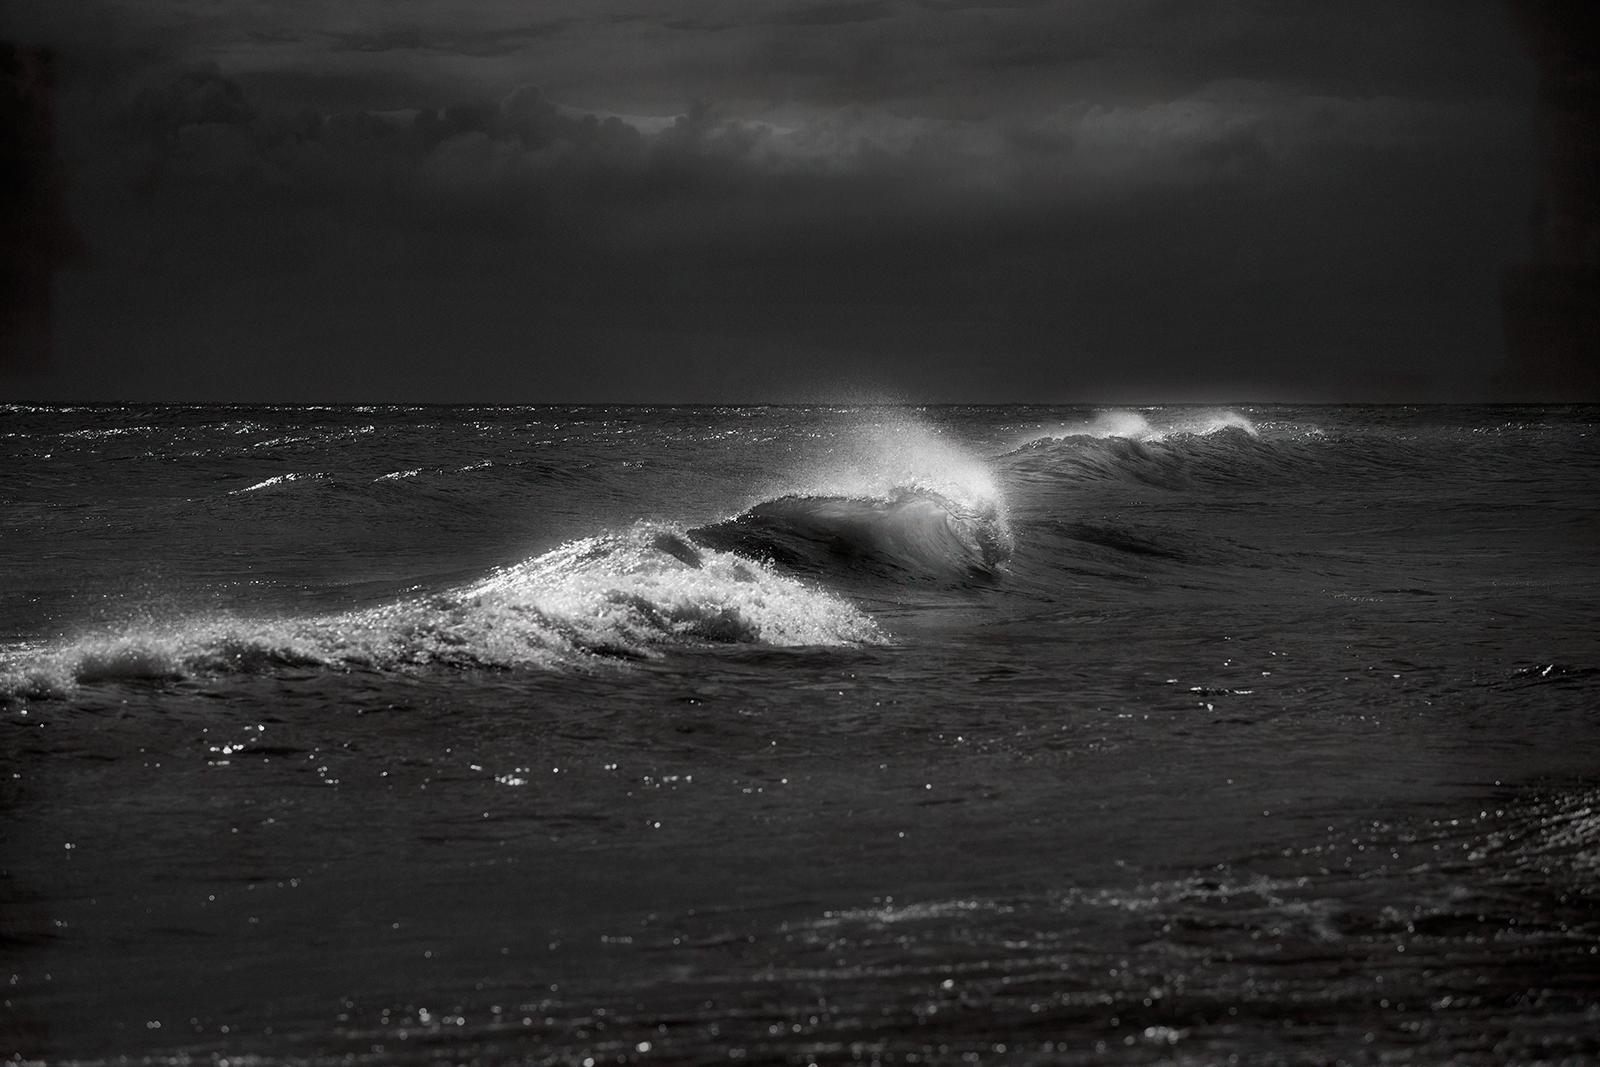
[1,1,1544,401]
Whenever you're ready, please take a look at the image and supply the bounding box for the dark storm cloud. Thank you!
[327,22,572,58]
[668,1,896,32]
[0,0,1545,400]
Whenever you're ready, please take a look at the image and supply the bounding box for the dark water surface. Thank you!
[2,404,1598,1064]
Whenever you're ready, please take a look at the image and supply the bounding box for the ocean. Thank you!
[2,402,1597,1065]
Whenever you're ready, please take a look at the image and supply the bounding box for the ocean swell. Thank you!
[1002,410,1286,491]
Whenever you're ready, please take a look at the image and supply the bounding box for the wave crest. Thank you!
[692,486,1013,582]
[1000,410,1279,491]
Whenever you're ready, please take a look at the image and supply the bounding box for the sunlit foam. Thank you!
[466,524,885,649]
[1,525,884,697]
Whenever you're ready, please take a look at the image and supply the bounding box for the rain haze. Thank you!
[3,0,1587,401]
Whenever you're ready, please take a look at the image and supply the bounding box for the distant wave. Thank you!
[1006,408,1259,452]
[1000,409,1304,491]
[1004,431,1265,491]
[1,526,883,697]
[1000,410,1480,497]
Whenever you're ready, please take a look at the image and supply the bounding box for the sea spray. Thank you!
[704,414,1015,577]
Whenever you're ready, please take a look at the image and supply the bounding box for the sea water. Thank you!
[2,403,1597,1063]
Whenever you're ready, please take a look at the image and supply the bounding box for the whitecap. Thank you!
[1,525,884,697]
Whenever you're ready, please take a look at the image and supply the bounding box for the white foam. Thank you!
[467,524,886,650]
[229,472,331,494]
[63,426,155,440]
[1,526,884,697]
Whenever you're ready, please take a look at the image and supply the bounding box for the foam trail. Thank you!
[2,525,884,698]
[229,472,331,494]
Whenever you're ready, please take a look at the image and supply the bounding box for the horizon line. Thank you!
[4,398,1599,409]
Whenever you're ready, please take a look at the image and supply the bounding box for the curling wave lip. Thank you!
[692,488,1013,581]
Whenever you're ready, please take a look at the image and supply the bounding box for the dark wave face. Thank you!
[2,403,1598,1066]
[692,488,1013,584]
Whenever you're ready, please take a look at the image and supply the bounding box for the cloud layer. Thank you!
[2,0,1542,400]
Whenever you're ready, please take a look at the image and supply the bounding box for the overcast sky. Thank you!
[1,0,1545,401]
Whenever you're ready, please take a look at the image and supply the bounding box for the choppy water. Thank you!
[2,403,1598,1065]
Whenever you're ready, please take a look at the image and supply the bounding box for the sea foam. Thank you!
[1,525,883,697]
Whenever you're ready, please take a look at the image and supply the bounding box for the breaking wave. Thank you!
[695,417,1014,581]
[1,526,884,697]
[2,415,1027,697]
[692,487,1012,582]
